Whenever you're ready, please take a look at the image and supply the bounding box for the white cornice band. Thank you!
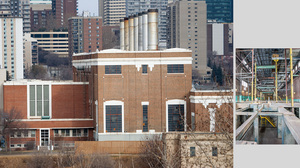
[190,96,232,108]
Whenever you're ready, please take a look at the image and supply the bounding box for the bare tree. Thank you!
[137,90,233,168]
[27,150,55,168]
[0,108,27,152]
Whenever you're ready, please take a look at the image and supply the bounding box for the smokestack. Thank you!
[142,11,148,51]
[134,14,139,51]
[129,16,134,51]
[138,13,143,51]
[124,18,129,51]
[148,9,158,51]
[120,19,125,50]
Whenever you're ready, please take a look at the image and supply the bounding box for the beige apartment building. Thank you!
[167,0,211,81]
[24,33,38,71]
[31,31,69,57]
[0,17,23,79]
[99,0,126,26]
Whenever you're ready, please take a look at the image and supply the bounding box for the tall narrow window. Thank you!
[209,108,216,132]
[168,105,184,131]
[29,85,50,117]
[190,147,196,157]
[142,65,148,74]
[106,105,122,132]
[143,105,148,132]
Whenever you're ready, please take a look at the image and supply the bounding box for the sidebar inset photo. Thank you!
[236,48,300,145]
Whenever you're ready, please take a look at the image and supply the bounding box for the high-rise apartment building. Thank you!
[30,4,52,31]
[99,0,126,26]
[206,0,233,23]
[0,0,31,33]
[167,0,210,81]
[125,0,168,49]
[52,0,77,29]
[0,17,24,79]
[68,15,103,57]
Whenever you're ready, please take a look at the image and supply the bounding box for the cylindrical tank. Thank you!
[129,16,134,51]
[148,9,158,51]
[124,17,129,51]
[142,11,148,51]
[134,15,139,51]
[138,13,143,51]
[120,19,125,50]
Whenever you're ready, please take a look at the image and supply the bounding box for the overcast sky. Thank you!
[78,0,98,16]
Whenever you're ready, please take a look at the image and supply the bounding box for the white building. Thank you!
[0,17,24,79]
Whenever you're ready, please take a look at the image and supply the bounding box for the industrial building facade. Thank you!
[3,80,93,149]
[3,49,232,150]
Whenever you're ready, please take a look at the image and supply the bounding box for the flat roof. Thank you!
[73,48,192,57]
[4,80,88,85]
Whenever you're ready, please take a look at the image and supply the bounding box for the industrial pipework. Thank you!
[120,9,158,51]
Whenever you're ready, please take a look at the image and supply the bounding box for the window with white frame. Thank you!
[106,105,122,132]
[168,104,184,131]
[29,85,50,117]
[209,108,216,132]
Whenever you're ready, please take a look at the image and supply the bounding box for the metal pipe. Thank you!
[134,15,139,51]
[124,18,129,51]
[290,48,294,107]
[285,49,288,103]
[251,49,254,103]
[129,16,134,51]
[120,19,124,50]
[147,9,158,51]
[275,59,278,102]
[142,11,148,51]
[255,62,257,100]
[138,13,143,51]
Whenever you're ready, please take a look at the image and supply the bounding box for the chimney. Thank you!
[129,16,134,51]
[120,19,125,50]
[138,13,143,51]
[142,11,148,51]
[124,17,129,51]
[134,14,139,51]
[148,9,158,51]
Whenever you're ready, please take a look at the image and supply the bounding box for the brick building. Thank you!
[2,48,232,150]
[52,0,77,29]
[3,80,93,149]
[68,16,103,57]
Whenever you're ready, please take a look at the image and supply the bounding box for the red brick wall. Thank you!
[52,85,89,119]
[3,85,27,118]
[3,84,90,120]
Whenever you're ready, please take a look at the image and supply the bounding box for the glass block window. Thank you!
[29,85,50,117]
[168,104,184,131]
[167,64,184,73]
[190,147,196,157]
[212,147,218,156]
[143,105,148,132]
[142,65,148,74]
[106,105,122,132]
[105,65,121,74]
